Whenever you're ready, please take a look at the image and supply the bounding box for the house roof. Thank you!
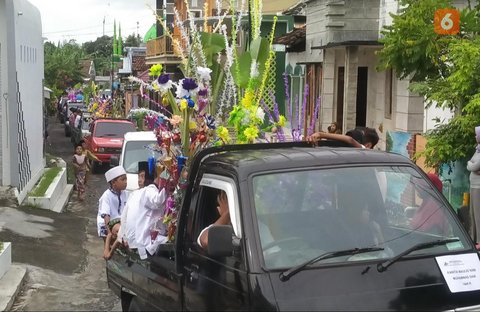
[137,69,151,82]
[274,26,306,46]
[132,55,149,73]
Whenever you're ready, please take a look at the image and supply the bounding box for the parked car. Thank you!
[57,97,68,124]
[84,118,136,172]
[110,131,158,192]
[70,112,93,147]
[107,142,480,311]
[64,101,86,137]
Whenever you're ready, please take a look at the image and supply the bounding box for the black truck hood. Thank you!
[267,257,480,311]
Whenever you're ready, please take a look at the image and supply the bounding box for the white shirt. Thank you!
[122,184,167,259]
[97,189,127,237]
[74,114,81,128]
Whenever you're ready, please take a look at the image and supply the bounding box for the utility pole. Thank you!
[103,16,105,36]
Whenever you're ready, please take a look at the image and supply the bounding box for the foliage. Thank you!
[82,35,113,76]
[124,33,142,47]
[379,0,480,168]
[44,40,85,99]
[29,167,62,197]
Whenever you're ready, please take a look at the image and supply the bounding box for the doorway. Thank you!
[356,67,368,127]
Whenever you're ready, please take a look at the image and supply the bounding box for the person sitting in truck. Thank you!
[104,218,121,260]
[97,166,128,242]
[121,161,168,260]
[307,127,379,149]
[198,191,277,255]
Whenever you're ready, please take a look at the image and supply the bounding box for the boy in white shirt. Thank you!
[97,166,128,240]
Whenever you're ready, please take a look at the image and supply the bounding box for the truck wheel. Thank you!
[127,297,142,312]
[65,127,71,137]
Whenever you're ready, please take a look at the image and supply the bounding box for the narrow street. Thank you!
[0,116,120,311]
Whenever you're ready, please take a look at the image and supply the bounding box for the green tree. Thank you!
[82,35,113,76]
[378,0,480,168]
[44,40,84,99]
[124,33,142,47]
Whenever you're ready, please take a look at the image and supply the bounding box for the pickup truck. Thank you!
[110,131,158,192]
[106,142,480,311]
[84,118,136,172]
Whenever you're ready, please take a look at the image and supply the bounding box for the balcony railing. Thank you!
[146,35,181,57]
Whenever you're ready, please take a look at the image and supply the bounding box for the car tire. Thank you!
[91,161,100,174]
[127,297,142,312]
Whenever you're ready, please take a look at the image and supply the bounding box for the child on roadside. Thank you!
[79,139,100,186]
[97,166,128,244]
[72,144,87,201]
[103,218,122,260]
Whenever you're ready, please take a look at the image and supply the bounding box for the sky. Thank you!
[28,0,157,44]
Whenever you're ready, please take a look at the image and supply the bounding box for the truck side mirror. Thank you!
[110,155,119,167]
[207,225,233,257]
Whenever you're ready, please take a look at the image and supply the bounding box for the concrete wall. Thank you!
[1,0,44,203]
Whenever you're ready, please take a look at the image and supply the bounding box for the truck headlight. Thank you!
[98,147,105,153]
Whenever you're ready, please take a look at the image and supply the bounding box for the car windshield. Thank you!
[252,166,470,270]
[94,122,135,138]
[122,140,159,173]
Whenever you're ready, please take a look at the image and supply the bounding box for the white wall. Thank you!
[3,0,44,203]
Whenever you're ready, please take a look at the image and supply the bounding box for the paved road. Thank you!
[0,116,121,311]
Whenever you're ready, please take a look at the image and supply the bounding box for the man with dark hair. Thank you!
[307,126,379,149]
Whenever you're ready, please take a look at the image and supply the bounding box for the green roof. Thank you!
[143,24,157,43]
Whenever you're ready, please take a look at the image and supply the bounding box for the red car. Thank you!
[84,118,136,172]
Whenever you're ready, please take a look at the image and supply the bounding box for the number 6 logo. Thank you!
[434,9,460,35]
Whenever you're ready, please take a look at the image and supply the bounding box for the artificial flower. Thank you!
[179,98,188,111]
[187,98,195,108]
[197,66,212,81]
[189,120,197,130]
[149,64,163,77]
[158,74,170,84]
[240,89,255,109]
[169,115,183,126]
[255,107,266,122]
[198,88,208,97]
[244,126,259,141]
[277,115,286,127]
[197,98,208,113]
[205,114,216,130]
[217,126,231,143]
[182,78,198,91]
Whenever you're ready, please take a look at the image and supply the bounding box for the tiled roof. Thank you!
[274,26,306,46]
[132,55,149,74]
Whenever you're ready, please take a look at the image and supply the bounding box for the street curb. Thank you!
[0,264,27,311]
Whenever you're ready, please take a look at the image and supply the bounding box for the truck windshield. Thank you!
[252,166,470,270]
[94,122,136,138]
[123,140,159,173]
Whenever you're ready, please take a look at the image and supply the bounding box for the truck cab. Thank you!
[107,143,480,311]
[84,118,136,172]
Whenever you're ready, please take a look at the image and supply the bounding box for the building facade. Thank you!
[0,0,45,203]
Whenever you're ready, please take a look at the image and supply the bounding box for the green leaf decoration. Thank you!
[232,52,252,89]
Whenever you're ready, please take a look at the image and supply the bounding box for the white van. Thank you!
[111,131,158,192]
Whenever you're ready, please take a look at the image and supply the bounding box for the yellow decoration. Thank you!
[180,99,188,111]
[217,126,231,143]
[241,90,255,109]
[189,120,197,130]
[244,126,259,142]
[149,64,163,77]
[278,115,286,127]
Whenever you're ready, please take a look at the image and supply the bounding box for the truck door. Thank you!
[182,174,249,310]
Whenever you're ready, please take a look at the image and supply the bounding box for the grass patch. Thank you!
[66,163,75,184]
[29,167,62,197]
